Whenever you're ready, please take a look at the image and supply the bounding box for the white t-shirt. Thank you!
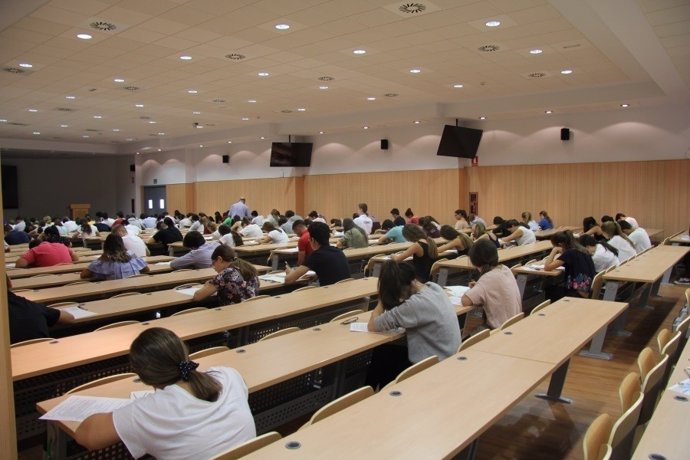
[527,220,540,232]
[125,224,142,236]
[625,217,639,229]
[188,221,203,233]
[179,217,192,228]
[251,215,264,226]
[353,215,373,234]
[219,233,235,247]
[592,244,619,272]
[628,228,651,254]
[112,367,256,460]
[239,224,263,238]
[123,234,148,257]
[608,235,636,262]
[63,220,79,232]
[268,228,288,243]
[516,227,536,245]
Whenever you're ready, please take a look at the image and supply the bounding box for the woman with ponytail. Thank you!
[393,223,438,282]
[74,327,255,458]
[366,261,461,388]
[579,234,620,272]
[600,220,637,262]
[544,231,596,300]
[193,245,259,305]
[461,239,522,330]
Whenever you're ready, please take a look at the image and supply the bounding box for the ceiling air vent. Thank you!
[318,76,334,81]
[399,2,426,14]
[4,67,25,74]
[225,53,245,60]
[212,98,225,103]
[384,93,399,97]
[85,129,102,132]
[281,109,293,113]
[478,45,500,52]
[90,21,117,32]
[528,72,546,78]
[139,116,151,120]
[7,122,28,126]
[124,86,139,91]
[55,107,76,112]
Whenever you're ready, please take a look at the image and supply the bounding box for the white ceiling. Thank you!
[0,0,688,153]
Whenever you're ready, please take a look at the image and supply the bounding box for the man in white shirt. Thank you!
[113,224,148,257]
[103,213,115,228]
[125,218,142,236]
[61,217,79,233]
[619,220,651,253]
[12,216,26,233]
[228,197,251,219]
[353,203,373,234]
[250,211,264,227]
[142,214,157,229]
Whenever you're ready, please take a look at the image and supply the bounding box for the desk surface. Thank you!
[534,226,580,239]
[13,278,380,381]
[603,245,689,283]
[4,249,103,263]
[437,240,553,271]
[6,256,173,278]
[669,231,690,245]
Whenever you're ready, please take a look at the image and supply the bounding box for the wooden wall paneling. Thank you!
[294,176,305,217]
[165,184,188,213]
[194,177,297,218]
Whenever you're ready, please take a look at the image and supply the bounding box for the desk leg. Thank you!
[516,274,528,299]
[661,266,673,285]
[46,421,68,460]
[579,325,613,360]
[650,279,662,297]
[535,359,573,404]
[602,281,632,337]
[456,440,478,460]
[602,280,619,301]
[168,246,174,257]
[271,254,279,270]
[437,268,449,287]
[638,282,653,309]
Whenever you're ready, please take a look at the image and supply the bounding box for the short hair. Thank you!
[358,203,368,214]
[404,208,414,217]
[493,216,504,225]
[285,210,295,218]
[163,217,175,228]
[468,239,499,272]
[505,219,520,228]
[308,210,318,219]
[292,219,306,230]
[307,222,330,246]
[618,219,632,231]
[251,210,258,217]
[183,231,205,249]
[381,219,394,231]
[218,224,231,235]
[615,213,626,221]
[390,208,400,215]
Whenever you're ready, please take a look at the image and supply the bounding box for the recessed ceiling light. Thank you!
[297,107,306,112]
[148,120,156,124]
[485,20,501,27]
[479,116,487,120]
[367,97,376,101]
[414,120,420,124]
[157,148,161,152]
[560,69,573,75]
[0,119,7,122]
[353,49,366,55]
[125,138,134,141]
[545,110,553,114]
[227,140,232,144]
[77,33,92,40]
[59,124,69,128]
[258,72,270,77]
[529,49,543,55]
[19,63,33,68]
[274,23,290,30]
[319,131,324,134]
[65,95,76,100]
[32,131,40,135]
[114,78,124,83]
[187,89,198,94]
[82,135,89,138]
[241,117,250,121]
[319,86,329,90]
[135,104,144,108]
[157,132,165,135]
[179,55,192,61]
[136,152,140,155]
[453,83,464,88]
[409,68,421,74]
[363,126,369,130]
[620,103,630,108]
[28,108,38,112]
[200,144,204,148]
[260,136,265,140]
[192,111,201,115]
[112,128,120,132]
[93,115,102,119]
[248,99,257,103]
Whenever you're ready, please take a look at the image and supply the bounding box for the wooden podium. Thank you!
[69,203,90,220]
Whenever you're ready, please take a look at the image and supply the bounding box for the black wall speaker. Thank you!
[129,164,135,172]
[560,128,570,141]
[222,155,230,163]
[380,139,389,150]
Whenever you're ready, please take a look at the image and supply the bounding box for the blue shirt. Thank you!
[538,217,553,230]
[170,242,219,269]
[385,226,406,243]
[87,253,147,280]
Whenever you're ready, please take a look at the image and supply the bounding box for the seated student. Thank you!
[260,222,288,244]
[249,210,264,227]
[285,222,350,286]
[187,214,203,233]
[462,239,522,330]
[74,327,256,458]
[500,219,536,246]
[16,226,79,268]
[579,234,620,272]
[112,224,148,258]
[76,219,99,239]
[538,210,554,230]
[148,217,182,248]
[308,210,326,224]
[337,218,368,249]
[615,212,639,229]
[292,220,313,266]
[13,216,26,232]
[520,211,540,232]
[366,261,461,388]
[193,245,258,305]
[281,210,302,235]
[170,231,219,270]
[237,218,263,238]
[217,224,243,248]
[582,216,606,240]
[437,225,473,258]
[601,215,614,224]
[378,219,406,244]
[454,209,471,231]
[390,208,406,227]
[471,222,500,247]
[544,231,596,300]
[329,218,343,230]
[618,220,651,253]
[81,234,149,280]
[491,216,510,238]
[601,221,637,262]
[393,224,438,282]
[419,216,441,238]
[53,218,69,237]
[7,275,75,344]
[353,203,373,234]
[404,208,419,224]
[4,224,30,245]
[468,213,486,227]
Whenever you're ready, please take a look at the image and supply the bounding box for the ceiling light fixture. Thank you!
[620,103,630,108]
[28,108,37,112]
[65,96,76,100]
[479,116,487,120]
[19,63,33,68]
[112,128,120,132]
[227,140,232,144]
[248,99,256,103]
[148,121,156,124]
[545,110,553,114]
[297,107,306,112]
[114,78,124,83]
[258,71,269,77]
[192,111,201,115]
[319,131,324,134]
[200,144,203,148]
[363,126,369,130]
[77,33,92,40]
[367,97,376,101]
[135,104,144,108]
[414,120,420,124]
[353,49,366,55]
[409,68,421,74]
[530,48,543,55]
[157,132,165,136]
[560,69,573,75]
[275,23,290,30]
[241,117,249,121]
[260,136,265,140]
[179,55,192,60]
[93,115,102,119]
[0,119,6,122]
[187,89,198,94]
[319,85,329,90]
[60,124,69,128]
[82,135,89,138]
[485,20,501,27]
[453,83,464,88]
[32,131,40,135]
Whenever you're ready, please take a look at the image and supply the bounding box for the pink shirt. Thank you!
[464,265,522,329]
[20,242,73,267]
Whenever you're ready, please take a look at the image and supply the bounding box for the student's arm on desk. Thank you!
[57,308,75,324]
[367,301,385,332]
[437,239,458,253]
[192,280,217,302]
[500,228,523,245]
[74,413,120,451]
[15,257,30,268]
[258,235,272,244]
[285,265,308,284]
[393,243,420,263]
[461,281,477,307]
[80,268,93,279]
[377,235,391,245]
[543,247,564,271]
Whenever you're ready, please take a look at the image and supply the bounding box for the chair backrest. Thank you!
[171,306,207,317]
[335,277,355,284]
[686,288,689,311]
[10,337,55,348]
[608,392,643,459]
[294,285,317,292]
[430,258,448,281]
[95,320,139,331]
[110,291,142,298]
[66,373,137,394]
[210,431,282,460]
[656,328,672,354]
[500,312,525,330]
[394,355,439,384]
[243,295,270,302]
[258,327,300,342]
[590,270,606,299]
[618,371,640,413]
[510,263,523,276]
[189,346,229,359]
[582,413,613,460]
[329,309,364,323]
[637,350,669,425]
[530,299,551,315]
[675,314,690,336]
[659,330,682,358]
[301,386,374,429]
[458,329,490,352]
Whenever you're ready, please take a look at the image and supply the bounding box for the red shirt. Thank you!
[20,242,73,267]
[297,231,314,258]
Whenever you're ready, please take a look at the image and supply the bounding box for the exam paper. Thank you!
[668,378,690,396]
[154,261,171,266]
[40,395,132,422]
[176,287,201,296]
[350,322,369,332]
[62,306,98,319]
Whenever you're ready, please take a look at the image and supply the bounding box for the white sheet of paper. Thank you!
[6,263,15,268]
[668,378,690,396]
[259,274,286,283]
[154,261,171,266]
[39,395,132,422]
[130,390,154,400]
[175,287,201,296]
[298,270,316,281]
[62,306,98,319]
[350,322,369,332]
[279,247,299,253]
[682,235,690,241]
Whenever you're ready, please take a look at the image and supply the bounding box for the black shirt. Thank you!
[305,245,351,286]
[5,230,30,245]
[94,222,111,232]
[8,291,60,344]
[412,240,435,282]
[153,227,183,245]
[393,216,405,227]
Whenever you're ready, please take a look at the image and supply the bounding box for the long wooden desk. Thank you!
[4,249,103,264]
[644,227,664,242]
[632,335,690,459]
[669,230,690,246]
[534,225,580,240]
[268,237,385,270]
[436,240,553,286]
[6,256,174,278]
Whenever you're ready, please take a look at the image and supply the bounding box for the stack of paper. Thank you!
[40,395,132,422]
[62,306,98,319]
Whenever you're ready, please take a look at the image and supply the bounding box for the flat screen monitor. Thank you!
[1,165,19,209]
[270,142,313,167]
[436,125,483,158]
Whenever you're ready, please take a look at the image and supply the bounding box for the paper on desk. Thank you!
[131,390,154,400]
[259,273,286,283]
[350,322,369,332]
[526,264,565,271]
[176,287,201,296]
[682,235,690,241]
[40,395,132,422]
[154,261,171,266]
[279,247,299,253]
[444,285,470,304]
[62,306,97,319]
[6,263,15,268]
[668,378,690,396]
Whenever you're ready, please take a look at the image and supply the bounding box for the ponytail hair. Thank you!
[551,230,588,254]
[378,260,416,310]
[129,328,221,402]
[539,210,552,225]
[211,245,257,280]
[579,234,618,257]
[440,224,473,251]
[402,223,438,259]
[601,221,635,250]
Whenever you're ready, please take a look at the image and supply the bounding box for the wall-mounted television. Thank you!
[270,142,313,167]
[1,164,19,209]
[436,125,483,158]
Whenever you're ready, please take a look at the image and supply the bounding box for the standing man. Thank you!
[354,203,373,234]
[228,197,251,219]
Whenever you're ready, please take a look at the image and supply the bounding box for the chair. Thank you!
[110,291,142,298]
[608,392,643,460]
[10,337,55,348]
[210,432,282,460]
[294,285,317,292]
[95,320,139,331]
[657,328,681,358]
[259,327,300,342]
[618,371,640,412]
[189,346,229,359]
[330,309,364,323]
[171,307,207,316]
[637,347,669,424]
[387,355,439,387]
[457,328,490,352]
[590,270,607,300]
[300,386,374,429]
[243,295,270,302]
[430,258,449,282]
[530,299,551,315]
[500,312,525,330]
[582,413,613,460]
[335,277,355,284]
[66,373,137,394]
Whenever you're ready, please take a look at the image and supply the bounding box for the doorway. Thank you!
[143,186,167,214]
